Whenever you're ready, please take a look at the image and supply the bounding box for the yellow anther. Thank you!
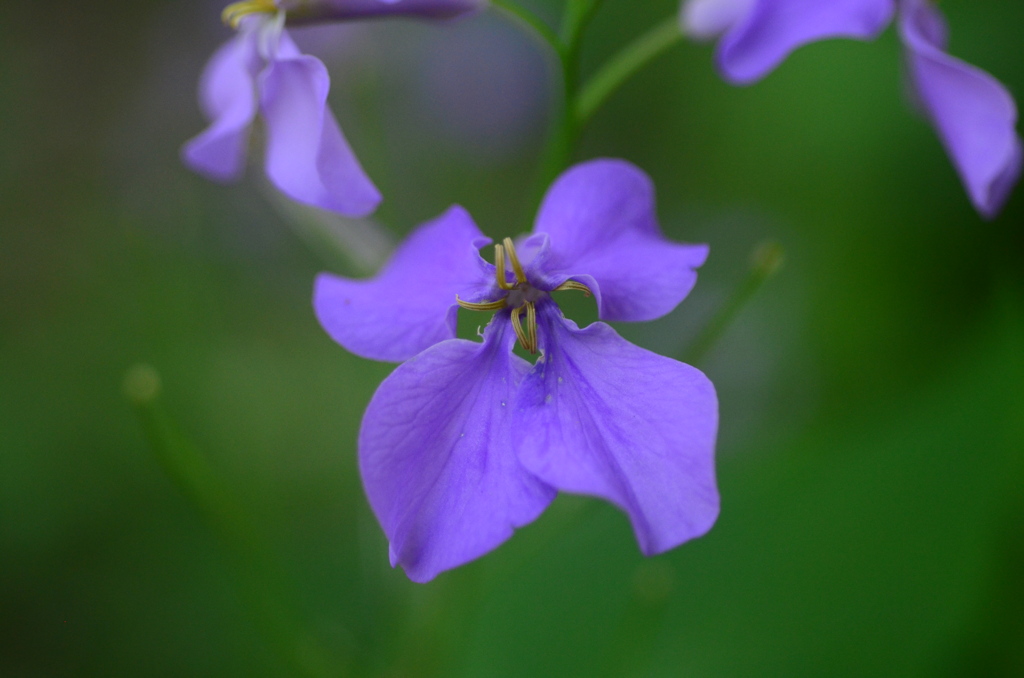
[494,244,514,290]
[510,306,529,354]
[553,280,593,296]
[222,0,278,28]
[456,296,508,312]
[502,237,527,284]
[507,302,538,354]
[525,301,537,353]
[457,236,540,355]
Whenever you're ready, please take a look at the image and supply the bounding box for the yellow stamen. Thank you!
[510,306,530,353]
[222,0,278,28]
[502,237,527,284]
[456,296,508,312]
[457,236,541,355]
[525,301,537,354]
[553,280,593,296]
[494,244,514,290]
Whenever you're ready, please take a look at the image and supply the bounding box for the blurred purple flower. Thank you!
[681,0,1022,217]
[314,159,719,582]
[183,0,485,216]
[283,0,485,24]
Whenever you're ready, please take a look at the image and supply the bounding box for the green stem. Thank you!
[490,2,577,211]
[559,0,605,87]
[532,98,578,205]
[271,190,395,277]
[574,16,682,129]
[123,365,344,678]
[525,0,607,211]
[685,241,785,365]
[494,6,685,214]
[124,366,260,550]
[490,0,561,55]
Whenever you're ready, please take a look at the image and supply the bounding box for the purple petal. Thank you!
[285,0,485,25]
[530,159,708,323]
[717,0,895,84]
[680,0,757,41]
[259,37,381,216]
[182,29,261,182]
[514,304,719,556]
[314,205,494,362]
[359,318,555,583]
[899,0,1021,218]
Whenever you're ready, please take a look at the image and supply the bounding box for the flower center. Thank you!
[222,0,279,28]
[457,237,591,355]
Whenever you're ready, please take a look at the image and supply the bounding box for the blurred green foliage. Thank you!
[1,0,1023,675]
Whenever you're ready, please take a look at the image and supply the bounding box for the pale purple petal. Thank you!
[680,0,757,41]
[259,40,381,216]
[314,205,494,362]
[514,304,719,556]
[529,159,708,323]
[182,29,261,182]
[717,0,895,84]
[359,318,555,583]
[899,0,1021,218]
[285,0,485,25]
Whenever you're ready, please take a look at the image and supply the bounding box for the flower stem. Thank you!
[123,365,344,678]
[559,0,605,89]
[685,241,785,365]
[495,4,680,215]
[574,16,682,129]
[532,99,577,204]
[525,0,606,211]
[490,0,561,55]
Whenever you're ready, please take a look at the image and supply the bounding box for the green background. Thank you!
[2,0,1023,675]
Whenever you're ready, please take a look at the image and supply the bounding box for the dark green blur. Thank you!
[2,0,1023,675]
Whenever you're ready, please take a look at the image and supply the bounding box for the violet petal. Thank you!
[680,0,757,41]
[314,205,494,362]
[360,318,555,583]
[514,304,719,556]
[899,0,1021,218]
[530,159,708,323]
[717,0,895,84]
[182,29,261,182]
[259,37,381,217]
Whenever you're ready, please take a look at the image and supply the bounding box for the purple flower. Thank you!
[284,0,485,24]
[183,0,484,217]
[681,0,1022,218]
[314,159,719,582]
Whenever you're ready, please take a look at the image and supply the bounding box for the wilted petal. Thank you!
[530,159,708,323]
[314,205,494,362]
[680,0,757,41]
[360,319,555,583]
[899,0,1021,218]
[285,0,485,25]
[182,28,261,182]
[717,0,895,84]
[259,40,381,216]
[514,305,719,555]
